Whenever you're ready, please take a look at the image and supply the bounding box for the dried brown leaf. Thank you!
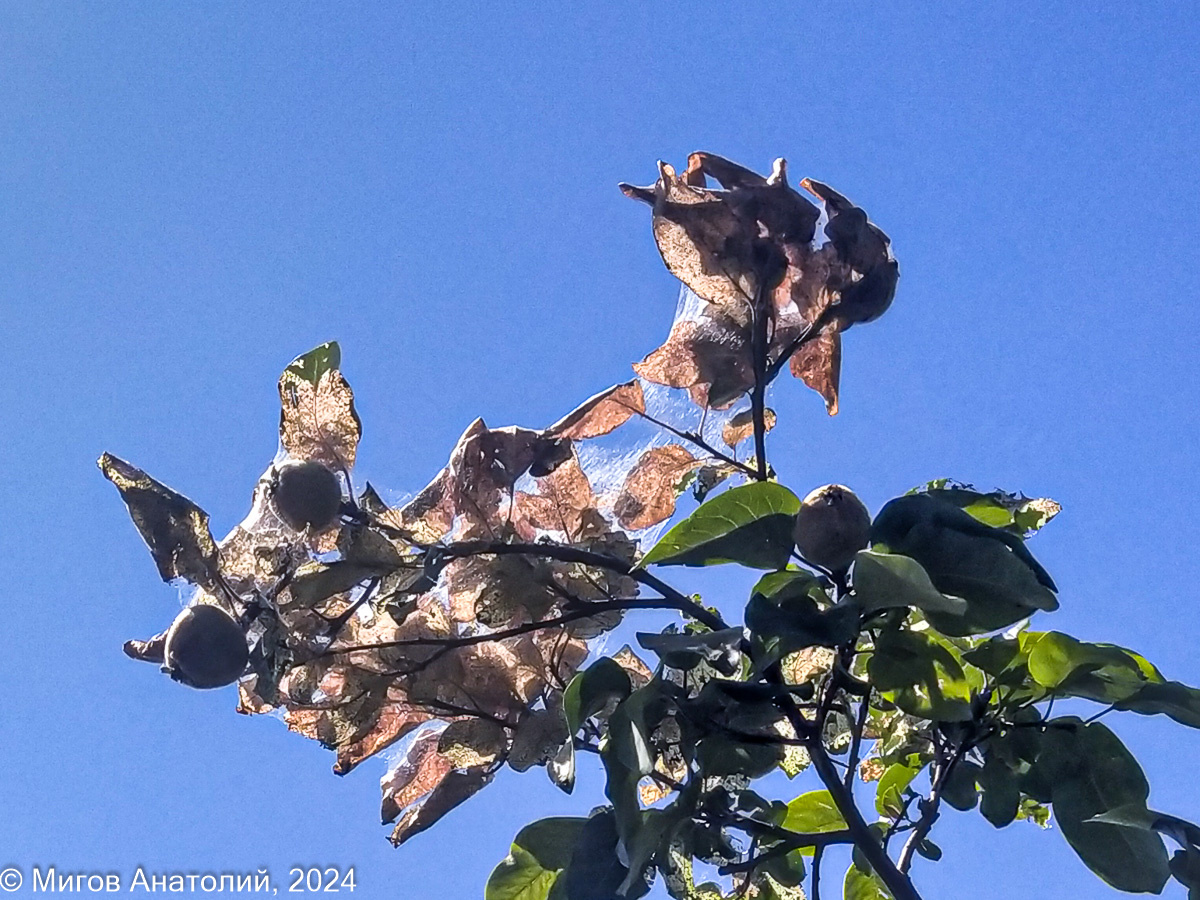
[633,311,755,410]
[335,702,434,774]
[387,768,492,847]
[278,364,362,469]
[721,408,776,448]
[612,646,654,690]
[789,326,842,415]
[514,452,597,541]
[438,718,508,769]
[123,631,167,665]
[380,730,454,824]
[614,445,700,530]
[508,708,569,772]
[98,454,219,587]
[547,380,646,440]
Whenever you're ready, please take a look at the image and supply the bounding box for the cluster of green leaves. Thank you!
[487,481,1200,900]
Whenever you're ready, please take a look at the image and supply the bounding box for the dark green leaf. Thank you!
[564,658,633,734]
[852,550,967,616]
[1117,681,1200,729]
[638,628,743,675]
[977,755,1020,828]
[1039,720,1170,893]
[285,341,341,385]
[916,839,942,861]
[562,809,651,900]
[941,761,981,811]
[641,482,801,569]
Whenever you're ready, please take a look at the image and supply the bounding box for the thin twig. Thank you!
[750,279,771,481]
[434,540,730,631]
[634,408,758,479]
[811,844,824,900]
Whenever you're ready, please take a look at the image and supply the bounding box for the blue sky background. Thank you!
[2,3,1199,898]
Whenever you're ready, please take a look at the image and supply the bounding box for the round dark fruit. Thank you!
[792,484,871,573]
[162,604,249,689]
[272,459,342,531]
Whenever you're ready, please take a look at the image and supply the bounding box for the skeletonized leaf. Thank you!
[547,380,645,440]
[721,408,776,447]
[514,451,598,541]
[278,343,362,469]
[613,445,700,530]
[98,453,219,586]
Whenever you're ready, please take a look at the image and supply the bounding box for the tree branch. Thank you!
[897,743,966,874]
[433,540,730,631]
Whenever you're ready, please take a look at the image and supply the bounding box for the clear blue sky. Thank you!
[2,3,1199,898]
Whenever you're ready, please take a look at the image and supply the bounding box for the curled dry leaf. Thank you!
[388,768,493,847]
[614,444,700,530]
[547,380,646,440]
[721,408,777,448]
[633,312,755,409]
[380,729,455,824]
[98,453,219,587]
[624,153,897,416]
[789,326,842,415]
[123,631,167,665]
[278,343,362,469]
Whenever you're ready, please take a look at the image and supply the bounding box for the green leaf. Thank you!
[1026,632,1145,690]
[1117,681,1200,729]
[941,761,981,811]
[1039,720,1170,893]
[875,762,920,818]
[695,734,781,779]
[564,658,633,734]
[562,809,651,900]
[843,863,894,900]
[869,629,973,722]
[285,341,341,385]
[637,628,744,675]
[782,790,847,856]
[1170,849,1200,899]
[486,817,588,900]
[916,839,942,861]
[641,482,801,569]
[977,755,1020,828]
[607,683,664,776]
[1089,804,1200,848]
[852,550,967,616]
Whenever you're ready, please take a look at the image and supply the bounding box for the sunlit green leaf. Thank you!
[642,482,801,569]
[486,818,587,900]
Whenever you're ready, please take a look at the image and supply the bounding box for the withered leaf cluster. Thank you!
[622,151,897,413]
[103,343,673,846]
